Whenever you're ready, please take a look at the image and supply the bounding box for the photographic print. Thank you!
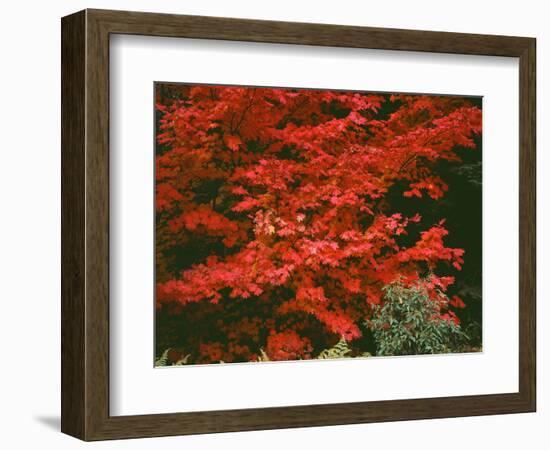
[154,83,482,366]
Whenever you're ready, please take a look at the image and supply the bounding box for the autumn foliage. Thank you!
[155,83,482,364]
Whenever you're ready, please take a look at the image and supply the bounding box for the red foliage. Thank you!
[155,85,481,363]
[266,331,313,361]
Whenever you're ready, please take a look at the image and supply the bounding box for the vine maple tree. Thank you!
[155,84,482,363]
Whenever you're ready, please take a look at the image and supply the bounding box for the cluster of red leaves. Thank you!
[266,331,313,361]
[155,84,481,363]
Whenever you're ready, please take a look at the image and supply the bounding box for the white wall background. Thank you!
[0,1,546,448]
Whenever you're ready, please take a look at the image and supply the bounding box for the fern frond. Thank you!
[317,336,352,359]
[257,348,271,362]
[155,349,191,366]
[155,348,171,367]
[173,354,191,365]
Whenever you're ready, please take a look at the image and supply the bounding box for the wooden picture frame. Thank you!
[61,8,536,441]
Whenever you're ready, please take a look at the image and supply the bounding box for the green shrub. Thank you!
[367,281,466,356]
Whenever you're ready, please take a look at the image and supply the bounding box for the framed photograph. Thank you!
[61,9,536,441]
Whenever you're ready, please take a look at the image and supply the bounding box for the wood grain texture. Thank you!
[88,8,532,56]
[61,10,86,439]
[61,8,537,441]
[518,39,536,409]
[84,11,111,439]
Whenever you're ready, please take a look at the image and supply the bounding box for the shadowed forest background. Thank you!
[154,83,482,366]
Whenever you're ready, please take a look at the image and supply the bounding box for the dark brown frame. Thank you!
[61,8,536,441]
